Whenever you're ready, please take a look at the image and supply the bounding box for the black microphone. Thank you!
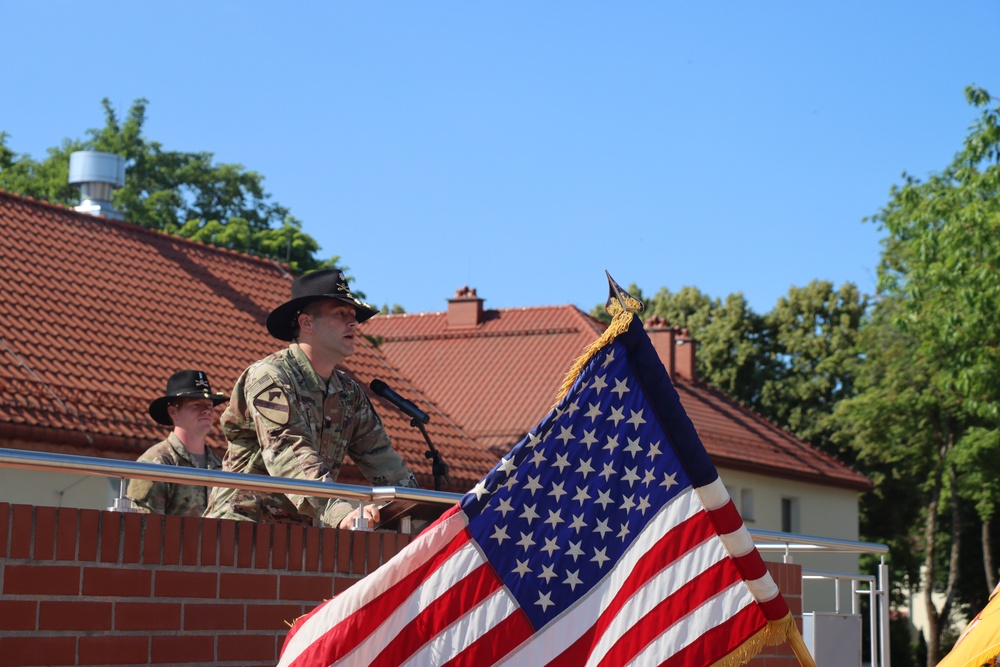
[369,379,430,425]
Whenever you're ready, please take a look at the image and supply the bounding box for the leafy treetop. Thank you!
[0,98,343,277]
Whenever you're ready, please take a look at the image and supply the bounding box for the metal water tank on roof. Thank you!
[68,151,126,220]
[68,151,126,187]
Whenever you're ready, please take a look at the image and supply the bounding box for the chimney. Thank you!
[447,286,484,328]
[674,328,697,380]
[68,151,126,220]
[644,315,697,381]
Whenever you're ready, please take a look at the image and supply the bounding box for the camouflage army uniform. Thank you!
[126,433,222,516]
[203,343,417,527]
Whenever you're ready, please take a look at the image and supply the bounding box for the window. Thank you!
[781,497,799,533]
[740,488,755,522]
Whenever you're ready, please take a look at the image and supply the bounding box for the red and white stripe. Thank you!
[279,479,786,667]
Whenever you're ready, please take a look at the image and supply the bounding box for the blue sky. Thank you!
[4,2,998,315]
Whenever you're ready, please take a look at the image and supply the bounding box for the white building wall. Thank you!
[718,466,864,614]
[0,468,119,511]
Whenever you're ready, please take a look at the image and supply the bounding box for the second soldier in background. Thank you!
[128,370,227,516]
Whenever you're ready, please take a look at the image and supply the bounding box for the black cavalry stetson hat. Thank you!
[148,370,228,426]
[265,269,379,341]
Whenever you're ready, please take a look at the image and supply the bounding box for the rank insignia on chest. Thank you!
[253,385,290,425]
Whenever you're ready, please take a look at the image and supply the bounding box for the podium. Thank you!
[372,499,452,534]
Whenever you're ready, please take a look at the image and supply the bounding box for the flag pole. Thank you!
[787,622,817,667]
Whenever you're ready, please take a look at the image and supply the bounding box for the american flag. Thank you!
[278,318,794,667]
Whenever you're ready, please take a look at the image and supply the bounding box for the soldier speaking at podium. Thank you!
[204,269,418,528]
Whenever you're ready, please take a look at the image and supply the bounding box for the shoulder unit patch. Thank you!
[252,384,290,425]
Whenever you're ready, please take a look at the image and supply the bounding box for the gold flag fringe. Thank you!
[708,614,816,667]
[553,309,636,406]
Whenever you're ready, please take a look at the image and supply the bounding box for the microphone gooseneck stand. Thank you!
[370,378,449,491]
[412,418,449,491]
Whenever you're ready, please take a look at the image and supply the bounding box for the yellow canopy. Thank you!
[938,584,1000,667]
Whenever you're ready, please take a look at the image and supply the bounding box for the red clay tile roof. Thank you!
[0,189,868,493]
[0,190,496,492]
[363,300,871,492]
[674,380,870,490]
[362,306,606,450]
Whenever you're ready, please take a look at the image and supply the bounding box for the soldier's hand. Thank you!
[338,503,380,529]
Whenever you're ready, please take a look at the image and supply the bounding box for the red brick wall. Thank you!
[747,561,805,667]
[0,503,805,666]
[0,503,413,667]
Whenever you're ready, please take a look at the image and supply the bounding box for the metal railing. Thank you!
[751,526,890,667]
[0,447,890,665]
[753,529,888,557]
[0,446,463,508]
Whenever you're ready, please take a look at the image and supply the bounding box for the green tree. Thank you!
[759,280,867,456]
[832,297,955,641]
[591,282,864,443]
[695,291,773,407]
[0,132,81,204]
[642,284,714,332]
[951,427,1000,592]
[0,132,16,170]
[835,86,1000,666]
[0,99,334,274]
